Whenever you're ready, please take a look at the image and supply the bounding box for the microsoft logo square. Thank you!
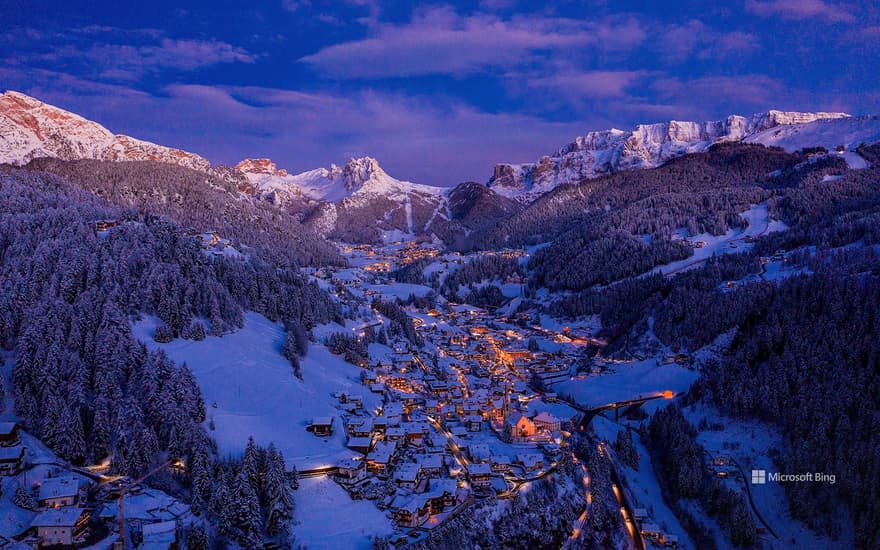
[751,470,766,484]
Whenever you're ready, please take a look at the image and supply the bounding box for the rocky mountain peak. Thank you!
[0,90,211,171]
[341,156,386,192]
[235,158,288,177]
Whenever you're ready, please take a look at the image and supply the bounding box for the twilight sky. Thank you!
[3,0,879,185]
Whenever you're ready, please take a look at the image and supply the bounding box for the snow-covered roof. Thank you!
[30,507,86,527]
[0,422,18,435]
[533,411,560,424]
[0,446,24,461]
[38,475,84,501]
[467,463,492,476]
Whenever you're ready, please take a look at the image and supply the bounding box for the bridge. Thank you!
[565,391,677,430]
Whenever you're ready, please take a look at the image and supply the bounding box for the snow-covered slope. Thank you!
[489,110,852,202]
[745,115,880,168]
[0,90,210,170]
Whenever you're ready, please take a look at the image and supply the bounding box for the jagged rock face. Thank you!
[235,158,288,177]
[0,90,211,170]
[488,110,851,202]
[341,156,384,193]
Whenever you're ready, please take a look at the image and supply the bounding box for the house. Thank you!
[39,475,88,508]
[418,454,443,478]
[308,417,334,436]
[641,523,663,543]
[468,444,491,463]
[491,455,512,473]
[139,520,177,549]
[0,446,25,476]
[0,423,20,447]
[336,458,366,483]
[465,415,482,432]
[393,464,423,491]
[30,507,89,547]
[516,453,544,473]
[532,412,561,433]
[424,479,459,513]
[348,419,372,438]
[466,463,492,488]
[366,441,397,476]
[389,494,431,527]
[504,413,536,441]
[346,436,373,454]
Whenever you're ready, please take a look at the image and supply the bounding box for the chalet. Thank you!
[0,422,20,447]
[372,417,389,434]
[532,412,561,433]
[91,219,119,232]
[389,494,431,527]
[465,415,483,432]
[393,464,423,491]
[632,508,648,523]
[348,419,372,438]
[385,427,405,442]
[39,475,88,508]
[366,441,397,476]
[0,446,25,476]
[30,507,89,547]
[504,413,536,441]
[641,523,663,543]
[425,399,439,416]
[346,437,373,454]
[308,417,334,436]
[424,479,459,513]
[402,422,430,444]
[516,453,544,473]
[418,454,443,478]
[336,458,366,483]
[369,383,385,394]
[491,455,512,473]
[140,520,177,549]
[468,444,491,463]
[466,463,492,488]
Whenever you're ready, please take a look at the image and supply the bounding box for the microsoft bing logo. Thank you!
[751,470,766,484]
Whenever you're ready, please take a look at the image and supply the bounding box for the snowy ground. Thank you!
[133,312,382,470]
[365,282,433,300]
[293,477,394,549]
[552,359,698,409]
[651,204,787,277]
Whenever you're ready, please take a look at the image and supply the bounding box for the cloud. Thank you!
[525,70,648,99]
[659,20,759,63]
[298,7,645,78]
[745,0,856,23]
[5,30,255,82]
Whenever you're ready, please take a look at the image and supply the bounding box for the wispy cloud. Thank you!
[745,0,856,23]
[298,7,645,78]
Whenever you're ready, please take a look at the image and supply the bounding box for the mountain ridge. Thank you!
[487,110,855,202]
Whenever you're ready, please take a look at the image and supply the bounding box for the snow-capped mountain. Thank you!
[236,156,444,204]
[0,90,210,171]
[488,110,852,202]
[745,114,880,169]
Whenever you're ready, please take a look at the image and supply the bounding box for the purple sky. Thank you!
[3,0,879,185]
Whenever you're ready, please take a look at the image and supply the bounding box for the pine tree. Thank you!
[264,444,294,538]
[186,525,210,550]
[227,468,263,548]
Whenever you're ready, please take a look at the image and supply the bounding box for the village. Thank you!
[295,239,688,548]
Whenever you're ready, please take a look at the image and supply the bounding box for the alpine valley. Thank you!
[2,89,880,550]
